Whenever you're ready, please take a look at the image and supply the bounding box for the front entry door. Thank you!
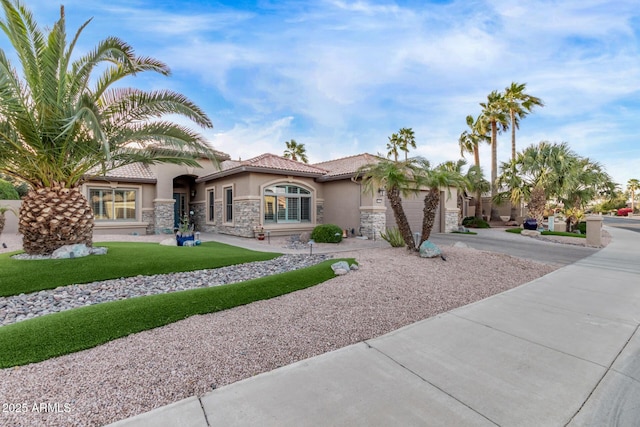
[173,192,186,229]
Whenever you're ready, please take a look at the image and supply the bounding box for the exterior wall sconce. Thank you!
[190,189,196,197]
[378,188,386,197]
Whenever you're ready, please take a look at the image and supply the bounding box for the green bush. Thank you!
[0,179,20,200]
[577,221,587,235]
[462,216,490,228]
[380,227,405,247]
[311,224,343,243]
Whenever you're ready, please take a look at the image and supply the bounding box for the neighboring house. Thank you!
[3,152,462,238]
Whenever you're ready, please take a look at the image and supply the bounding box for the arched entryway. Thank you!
[172,175,197,230]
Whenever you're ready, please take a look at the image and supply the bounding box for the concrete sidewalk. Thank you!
[108,226,640,427]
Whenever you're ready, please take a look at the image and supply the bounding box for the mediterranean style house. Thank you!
[62,152,463,238]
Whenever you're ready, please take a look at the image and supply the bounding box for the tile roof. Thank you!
[87,163,157,182]
[313,153,382,180]
[203,153,328,180]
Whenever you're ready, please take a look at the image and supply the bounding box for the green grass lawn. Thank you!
[0,258,352,368]
[0,241,281,297]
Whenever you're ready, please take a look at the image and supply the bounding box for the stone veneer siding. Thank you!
[209,199,260,237]
[445,208,460,232]
[142,208,155,234]
[190,201,206,232]
[153,200,175,234]
[359,210,386,240]
[316,202,324,225]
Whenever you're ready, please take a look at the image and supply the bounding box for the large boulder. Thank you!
[51,244,91,259]
[331,261,350,276]
[160,238,177,246]
[419,240,442,258]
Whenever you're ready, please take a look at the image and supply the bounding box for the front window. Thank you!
[208,189,215,222]
[264,184,311,224]
[90,188,137,220]
[225,186,233,223]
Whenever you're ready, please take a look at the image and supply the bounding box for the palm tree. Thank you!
[465,165,491,220]
[479,90,509,221]
[397,127,417,160]
[357,158,419,251]
[459,114,490,218]
[283,139,308,163]
[386,132,401,161]
[503,82,544,161]
[414,158,465,245]
[559,157,613,231]
[628,178,639,213]
[503,82,543,220]
[0,1,215,255]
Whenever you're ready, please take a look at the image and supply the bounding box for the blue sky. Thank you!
[4,0,640,190]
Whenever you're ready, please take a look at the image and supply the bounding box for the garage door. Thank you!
[385,190,443,235]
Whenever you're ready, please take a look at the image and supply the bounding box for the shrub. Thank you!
[0,179,20,200]
[576,221,586,235]
[311,224,343,243]
[380,227,405,247]
[462,216,490,228]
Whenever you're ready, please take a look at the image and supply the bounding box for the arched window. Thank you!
[263,184,311,223]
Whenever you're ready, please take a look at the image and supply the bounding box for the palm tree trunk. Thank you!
[420,189,440,246]
[19,185,94,255]
[475,190,483,219]
[0,213,5,236]
[386,187,415,251]
[510,110,516,161]
[490,121,499,221]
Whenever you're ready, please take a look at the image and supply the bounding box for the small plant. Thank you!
[311,224,343,243]
[380,227,405,247]
[177,214,193,235]
[462,216,490,228]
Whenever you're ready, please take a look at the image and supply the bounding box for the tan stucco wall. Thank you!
[150,160,219,200]
[323,180,367,232]
[0,199,21,234]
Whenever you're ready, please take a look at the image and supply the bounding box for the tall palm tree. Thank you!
[502,82,544,220]
[0,1,215,255]
[397,127,417,160]
[628,178,639,213]
[479,90,509,221]
[503,82,544,161]
[386,132,400,161]
[283,139,308,163]
[357,158,419,251]
[414,158,465,245]
[458,114,490,218]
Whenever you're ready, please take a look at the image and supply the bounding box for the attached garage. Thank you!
[385,191,445,235]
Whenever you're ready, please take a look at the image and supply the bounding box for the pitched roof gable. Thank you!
[87,163,157,182]
[313,153,382,181]
[197,153,327,181]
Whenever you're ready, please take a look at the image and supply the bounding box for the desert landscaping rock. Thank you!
[0,246,557,427]
[0,254,328,327]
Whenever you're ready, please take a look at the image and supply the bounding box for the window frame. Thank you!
[207,188,215,222]
[263,183,312,224]
[88,187,139,221]
[224,185,233,224]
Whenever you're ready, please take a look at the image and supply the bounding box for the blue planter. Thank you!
[176,235,195,246]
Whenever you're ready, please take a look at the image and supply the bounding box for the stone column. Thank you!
[153,199,175,234]
[359,206,386,240]
[586,215,603,246]
[445,208,460,232]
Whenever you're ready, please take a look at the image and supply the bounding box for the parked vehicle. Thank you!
[617,207,633,216]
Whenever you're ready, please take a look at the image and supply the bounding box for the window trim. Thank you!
[224,185,234,224]
[207,187,215,223]
[262,182,313,225]
[88,186,140,222]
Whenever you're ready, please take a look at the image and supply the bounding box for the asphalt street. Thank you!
[429,228,600,267]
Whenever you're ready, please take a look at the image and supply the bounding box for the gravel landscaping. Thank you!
[0,243,556,427]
